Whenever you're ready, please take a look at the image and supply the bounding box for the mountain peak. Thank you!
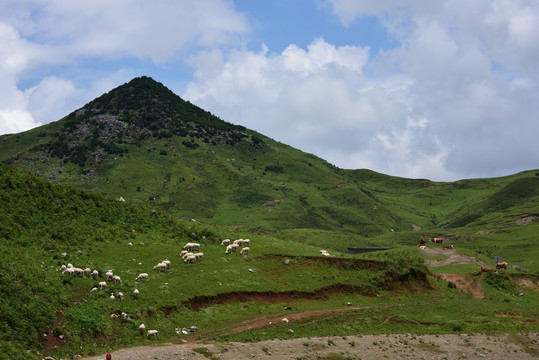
[5,76,261,168]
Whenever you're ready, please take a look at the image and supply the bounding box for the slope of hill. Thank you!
[1,164,538,360]
[1,76,538,245]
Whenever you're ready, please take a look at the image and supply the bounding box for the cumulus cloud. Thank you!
[0,0,249,135]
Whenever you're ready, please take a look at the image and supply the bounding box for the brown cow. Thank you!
[481,266,494,272]
[443,245,454,249]
[496,262,508,272]
[431,237,444,244]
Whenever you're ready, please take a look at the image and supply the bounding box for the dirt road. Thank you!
[80,333,538,360]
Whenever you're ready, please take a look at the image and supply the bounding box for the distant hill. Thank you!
[1,76,538,240]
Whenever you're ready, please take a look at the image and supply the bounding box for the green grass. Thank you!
[0,77,538,359]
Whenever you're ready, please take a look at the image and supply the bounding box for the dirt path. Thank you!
[422,247,487,268]
[80,333,539,360]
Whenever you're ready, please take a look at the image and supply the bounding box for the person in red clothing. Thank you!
[106,353,112,360]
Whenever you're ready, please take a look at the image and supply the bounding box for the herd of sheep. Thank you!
[59,237,253,339]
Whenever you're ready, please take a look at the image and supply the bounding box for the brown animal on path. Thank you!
[496,262,508,272]
[481,266,495,272]
[443,245,454,249]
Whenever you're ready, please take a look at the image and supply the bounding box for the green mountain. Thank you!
[1,76,538,242]
[1,77,538,359]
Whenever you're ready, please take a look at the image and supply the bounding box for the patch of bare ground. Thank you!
[435,273,485,299]
[515,215,538,225]
[80,333,539,360]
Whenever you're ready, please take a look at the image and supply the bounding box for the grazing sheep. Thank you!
[180,250,188,257]
[60,265,67,271]
[139,323,145,335]
[62,267,75,276]
[136,273,149,282]
[133,288,139,300]
[193,252,204,260]
[220,239,230,246]
[91,287,98,293]
[184,255,197,263]
[118,292,124,301]
[98,281,107,290]
[112,275,122,284]
[235,239,249,246]
[182,252,194,261]
[67,263,73,268]
[73,268,85,277]
[162,260,171,268]
[147,329,158,338]
[121,311,130,321]
[105,270,114,281]
[83,268,92,277]
[225,245,233,254]
[184,242,200,251]
[153,262,167,272]
[91,270,99,279]
[110,293,115,300]
[240,247,250,255]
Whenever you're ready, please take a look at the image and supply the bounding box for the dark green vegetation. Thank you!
[0,77,538,359]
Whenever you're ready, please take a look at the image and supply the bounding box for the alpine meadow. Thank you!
[1,77,538,359]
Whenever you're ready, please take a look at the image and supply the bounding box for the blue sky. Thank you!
[1,0,538,181]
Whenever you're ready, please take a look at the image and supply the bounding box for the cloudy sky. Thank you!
[1,0,538,181]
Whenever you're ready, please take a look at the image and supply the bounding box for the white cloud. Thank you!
[0,0,249,136]
[184,39,453,179]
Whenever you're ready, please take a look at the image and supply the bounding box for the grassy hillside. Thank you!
[0,77,538,359]
[1,77,538,247]
[1,164,538,360]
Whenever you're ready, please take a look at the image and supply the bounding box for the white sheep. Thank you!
[225,245,233,254]
[240,247,250,255]
[62,267,75,276]
[162,260,171,268]
[184,242,200,251]
[133,288,139,300]
[179,250,188,257]
[91,287,98,293]
[136,273,149,282]
[118,292,124,301]
[193,252,204,260]
[67,263,73,268]
[184,255,197,263]
[98,281,107,290]
[83,268,92,277]
[147,329,158,338]
[231,243,239,252]
[105,270,114,281]
[182,252,194,260]
[91,270,99,279]
[73,268,84,277]
[153,262,167,272]
[112,275,122,284]
[110,293,115,300]
[139,323,145,335]
[60,265,67,271]
[220,239,230,246]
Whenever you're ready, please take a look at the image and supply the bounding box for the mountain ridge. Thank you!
[1,76,537,238]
